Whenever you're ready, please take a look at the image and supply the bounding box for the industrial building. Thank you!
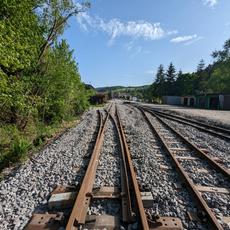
[163,94,230,110]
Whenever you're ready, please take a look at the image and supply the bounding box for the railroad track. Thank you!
[25,104,182,230]
[23,102,229,230]
[133,104,230,170]
[134,104,230,141]
[133,105,230,230]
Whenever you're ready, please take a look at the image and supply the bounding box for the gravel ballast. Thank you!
[161,117,230,168]
[140,103,230,129]
[89,115,121,216]
[1,101,229,230]
[94,117,121,188]
[0,109,99,230]
[117,104,209,230]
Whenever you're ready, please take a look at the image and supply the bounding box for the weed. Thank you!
[8,138,31,162]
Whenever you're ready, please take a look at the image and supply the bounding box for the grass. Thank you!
[0,117,79,174]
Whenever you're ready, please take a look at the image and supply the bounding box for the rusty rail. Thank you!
[139,105,230,141]
[66,109,110,229]
[154,113,230,178]
[139,107,224,230]
[138,106,230,179]
[108,112,133,222]
[67,104,149,230]
[115,105,150,230]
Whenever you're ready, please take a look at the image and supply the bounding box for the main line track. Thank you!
[26,104,182,229]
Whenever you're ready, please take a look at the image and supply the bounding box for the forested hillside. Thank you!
[147,38,230,100]
[0,0,93,171]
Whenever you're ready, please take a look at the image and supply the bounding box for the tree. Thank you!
[166,62,176,95]
[174,69,183,95]
[195,59,206,94]
[155,64,165,84]
[154,64,166,96]
[208,39,230,93]
[207,65,230,93]
[177,69,183,79]
[212,39,230,62]
[0,0,91,127]
[148,38,230,100]
[38,0,90,62]
[0,0,43,76]
[166,62,176,83]
[0,0,90,76]
[197,59,205,73]
[35,40,90,123]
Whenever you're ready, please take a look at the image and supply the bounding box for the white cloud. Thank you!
[184,36,203,45]
[203,0,218,8]
[76,12,177,43]
[170,34,198,43]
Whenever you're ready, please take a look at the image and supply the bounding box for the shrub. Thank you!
[8,138,31,162]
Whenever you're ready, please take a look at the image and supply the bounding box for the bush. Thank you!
[33,123,53,146]
[0,137,31,171]
[8,138,31,162]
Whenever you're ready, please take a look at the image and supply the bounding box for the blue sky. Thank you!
[62,0,230,87]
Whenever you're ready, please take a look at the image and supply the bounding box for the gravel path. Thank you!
[0,109,99,230]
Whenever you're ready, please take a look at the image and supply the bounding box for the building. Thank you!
[182,96,196,107]
[220,95,230,110]
[163,94,230,110]
[195,94,230,110]
[162,96,182,105]
[90,93,108,104]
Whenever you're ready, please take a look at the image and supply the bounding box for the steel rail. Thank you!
[108,112,133,223]
[139,105,230,141]
[115,105,150,230]
[66,109,110,229]
[139,108,224,230]
[141,108,230,178]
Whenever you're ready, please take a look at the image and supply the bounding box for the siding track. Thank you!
[133,104,230,230]
[138,104,230,141]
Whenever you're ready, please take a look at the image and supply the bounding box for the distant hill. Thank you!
[84,84,95,90]
[96,85,149,92]
[96,86,125,92]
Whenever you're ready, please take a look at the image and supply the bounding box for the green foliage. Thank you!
[154,64,166,97]
[38,0,90,61]
[166,62,176,95]
[0,126,31,171]
[166,62,176,83]
[207,60,230,93]
[8,138,31,162]
[148,38,230,99]
[0,1,91,171]
[35,40,89,123]
[197,59,205,73]
[0,0,43,74]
